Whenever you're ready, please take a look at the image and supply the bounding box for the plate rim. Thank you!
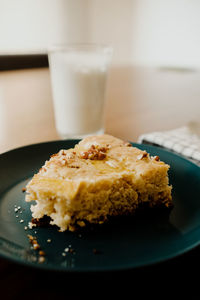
[0,139,200,272]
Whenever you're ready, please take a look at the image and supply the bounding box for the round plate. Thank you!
[0,140,200,272]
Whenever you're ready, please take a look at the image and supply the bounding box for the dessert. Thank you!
[25,134,172,231]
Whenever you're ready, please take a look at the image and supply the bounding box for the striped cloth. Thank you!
[138,122,200,166]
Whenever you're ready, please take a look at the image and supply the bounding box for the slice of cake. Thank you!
[25,134,172,231]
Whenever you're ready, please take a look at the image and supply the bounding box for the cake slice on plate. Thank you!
[25,134,172,231]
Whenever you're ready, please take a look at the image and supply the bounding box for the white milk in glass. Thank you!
[49,48,112,139]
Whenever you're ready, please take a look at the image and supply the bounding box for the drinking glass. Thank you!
[48,44,113,139]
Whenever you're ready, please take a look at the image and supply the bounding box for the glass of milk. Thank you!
[48,44,113,139]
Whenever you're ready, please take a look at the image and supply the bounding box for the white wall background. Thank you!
[132,0,200,67]
[0,0,200,67]
[0,0,89,53]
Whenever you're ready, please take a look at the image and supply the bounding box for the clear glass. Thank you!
[48,44,113,139]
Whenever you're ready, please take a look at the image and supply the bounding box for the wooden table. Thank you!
[1,66,200,154]
[0,66,200,297]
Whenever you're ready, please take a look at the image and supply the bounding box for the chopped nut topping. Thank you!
[96,152,106,160]
[79,145,107,160]
[52,150,77,166]
[137,152,148,160]
[98,147,107,153]
[39,167,47,172]
[80,151,89,159]
[59,149,66,155]
[153,156,160,161]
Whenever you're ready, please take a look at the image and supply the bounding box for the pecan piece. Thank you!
[137,151,148,160]
[80,145,107,160]
[154,155,160,161]
[97,151,106,160]
[80,151,89,159]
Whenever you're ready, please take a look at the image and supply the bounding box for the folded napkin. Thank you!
[138,122,200,166]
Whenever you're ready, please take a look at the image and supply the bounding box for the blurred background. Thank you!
[0,0,200,152]
[0,0,200,68]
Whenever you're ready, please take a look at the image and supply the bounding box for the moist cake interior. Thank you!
[25,134,172,231]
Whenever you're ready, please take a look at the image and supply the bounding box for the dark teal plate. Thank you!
[0,140,200,272]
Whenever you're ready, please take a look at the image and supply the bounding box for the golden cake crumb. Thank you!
[25,134,172,232]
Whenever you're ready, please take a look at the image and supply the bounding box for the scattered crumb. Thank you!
[62,252,66,257]
[47,239,51,243]
[24,226,28,230]
[22,187,26,193]
[28,222,36,229]
[33,243,40,250]
[14,208,18,212]
[19,219,24,223]
[38,256,45,263]
[39,250,46,256]
[27,234,42,253]
[17,206,21,210]
[62,246,75,255]
[27,234,35,241]
[16,215,19,218]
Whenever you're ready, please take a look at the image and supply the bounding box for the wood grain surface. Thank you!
[0,66,199,154]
